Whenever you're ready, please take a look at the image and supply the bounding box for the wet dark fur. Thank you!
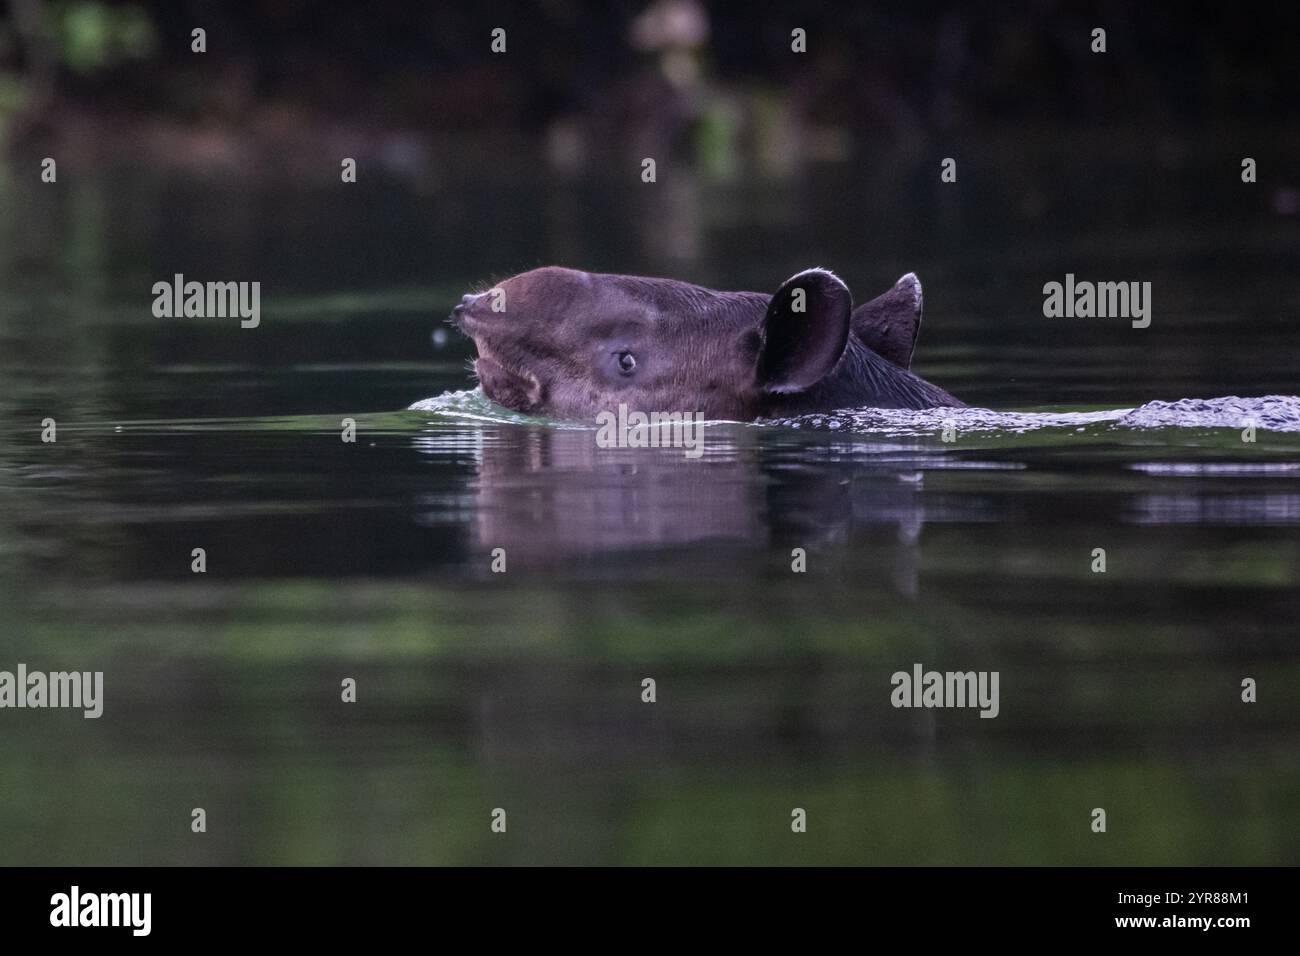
[451,266,963,421]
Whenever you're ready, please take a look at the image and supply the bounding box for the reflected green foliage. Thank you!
[1,152,1298,866]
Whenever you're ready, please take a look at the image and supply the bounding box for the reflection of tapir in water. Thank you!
[467,428,765,561]
[450,267,963,421]
[454,424,935,595]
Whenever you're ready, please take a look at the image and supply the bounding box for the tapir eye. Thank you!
[616,351,637,374]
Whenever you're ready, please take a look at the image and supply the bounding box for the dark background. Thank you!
[6,3,1299,127]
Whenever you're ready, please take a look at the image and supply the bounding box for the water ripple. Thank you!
[412,390,1300,435]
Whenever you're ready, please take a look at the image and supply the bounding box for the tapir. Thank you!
[450,266,964,420]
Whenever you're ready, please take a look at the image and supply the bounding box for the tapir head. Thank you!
[450,265,946,420]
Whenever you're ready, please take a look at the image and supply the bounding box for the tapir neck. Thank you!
[763,334,964,415]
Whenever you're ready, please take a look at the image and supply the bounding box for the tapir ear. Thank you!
[851,272,923,370]
[758,268,852,392]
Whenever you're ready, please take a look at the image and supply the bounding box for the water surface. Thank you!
[1,155,1298,864]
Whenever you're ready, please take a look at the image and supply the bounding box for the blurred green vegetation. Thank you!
[1,2,1297,178]
[56,1,156,73]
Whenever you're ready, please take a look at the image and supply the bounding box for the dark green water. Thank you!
[1,149,1298,864]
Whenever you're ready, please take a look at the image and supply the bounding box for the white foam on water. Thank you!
[409,390,1300,435]
[770,395,1300,435]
